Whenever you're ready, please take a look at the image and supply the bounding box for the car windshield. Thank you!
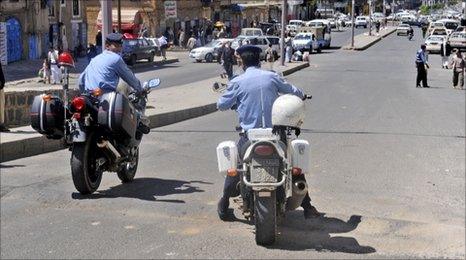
[308,22,323,27]
[123,40,137,46]
[294,35,312,40]
[267,37,279,44]
[205,40,220,47]
[444,22,458,30]
[427,36,443,41]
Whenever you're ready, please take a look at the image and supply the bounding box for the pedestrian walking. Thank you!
[220,41,235,80]
[449,49,465,90]
[0,62,8,132]
[265,43,276,71]
[187,35,196,51]
[48,47,62,84]
[415,44,430,88]
[441,38,452,68]
[285,33,293,63]
[158,35,168,60]
[95,30,102,53]
[178,29,185,48]
[40,58,51,84]
[422,24,428,38]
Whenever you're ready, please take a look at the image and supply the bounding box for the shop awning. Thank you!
[96,9,142,30]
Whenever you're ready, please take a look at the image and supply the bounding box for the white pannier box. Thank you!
[290,139,310,174]
[216,141,238,176]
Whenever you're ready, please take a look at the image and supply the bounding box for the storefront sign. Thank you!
[164,1,177,19]
[0,22,7,66]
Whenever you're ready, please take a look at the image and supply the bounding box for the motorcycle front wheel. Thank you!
[70,132,103,194]
[117,147,139,183]
[254,191,277,245]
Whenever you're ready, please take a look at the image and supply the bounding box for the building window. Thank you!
[72,0,81,17]
[60,0,65,7]
[48,3,55,16]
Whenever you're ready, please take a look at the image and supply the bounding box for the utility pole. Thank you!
[368,0,372,36]
[281,0,287,66]
[118,0,122,33]
[101,0,113,45]
[351,0,355,47]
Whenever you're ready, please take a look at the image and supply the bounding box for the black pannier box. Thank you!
[98,92,137,139]
[30,95,65,139]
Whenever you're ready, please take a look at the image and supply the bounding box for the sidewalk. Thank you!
[342,26,397,51]
[0,60,310,162]
[4,56,178,88]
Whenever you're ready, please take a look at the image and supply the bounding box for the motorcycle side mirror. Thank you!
[146,78,161,89]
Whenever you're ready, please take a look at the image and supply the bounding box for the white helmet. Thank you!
[272,94,305,128]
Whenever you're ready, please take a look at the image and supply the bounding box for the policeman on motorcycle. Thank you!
[78,33,150,133]
[216,45,321,220]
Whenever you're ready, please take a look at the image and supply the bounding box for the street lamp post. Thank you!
[281,0,288,66]
[351,0,355,48]
[118,0,122,33]
[101,0,112,44]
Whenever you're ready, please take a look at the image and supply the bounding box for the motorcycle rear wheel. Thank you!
[117,147,139,183]
[254,191,277,245]
[70,132,103,195]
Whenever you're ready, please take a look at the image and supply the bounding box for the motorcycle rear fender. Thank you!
[242,140,285,162]
[70,119,86,142]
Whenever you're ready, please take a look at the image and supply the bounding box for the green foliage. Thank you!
[419,3,446,15]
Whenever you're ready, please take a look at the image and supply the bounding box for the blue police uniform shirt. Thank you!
[416,49,428,64]
[78,50,142,93]
[217,66,304,131]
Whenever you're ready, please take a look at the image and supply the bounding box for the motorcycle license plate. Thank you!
[250,158,280,183]
[70,119,86,142]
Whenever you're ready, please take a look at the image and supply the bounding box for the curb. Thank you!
[343,28,396,51]
[1,103,217,163]
[0,62,308,163]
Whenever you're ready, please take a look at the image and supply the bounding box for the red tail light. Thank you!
[72,96,86,111]
[292,167,303,176]
[254,145,274,156]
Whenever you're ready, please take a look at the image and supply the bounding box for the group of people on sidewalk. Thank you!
[415,44,465,90]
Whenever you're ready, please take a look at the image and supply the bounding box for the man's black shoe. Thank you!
[424,85,430,88]
[0,125,10,132]
[304,206,322,219]
[217,197,231,221]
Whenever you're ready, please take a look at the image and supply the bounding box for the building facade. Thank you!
[0,0,87,63]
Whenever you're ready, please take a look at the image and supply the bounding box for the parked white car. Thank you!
[291,32,319,52]
[189,38,232,63]
[425,35,445,53]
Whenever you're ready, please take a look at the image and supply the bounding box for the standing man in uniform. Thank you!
[415,44,429,88]
[216,45,321,221]
[0,62,8,132]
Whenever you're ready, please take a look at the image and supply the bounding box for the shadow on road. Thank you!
[269,213,376,254]
[0,164,25,168]
[71,177,212,203]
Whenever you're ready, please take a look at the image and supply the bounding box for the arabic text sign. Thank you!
[164,1,177,19]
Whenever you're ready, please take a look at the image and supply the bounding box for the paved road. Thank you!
[1,29,464,259]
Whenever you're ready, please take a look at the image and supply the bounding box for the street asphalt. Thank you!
[1,28,464,259]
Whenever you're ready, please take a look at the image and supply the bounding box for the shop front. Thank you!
[96,9,143,38]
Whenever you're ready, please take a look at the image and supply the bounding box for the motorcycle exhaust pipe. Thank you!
[286,180,308,211]
[97,140,122,160]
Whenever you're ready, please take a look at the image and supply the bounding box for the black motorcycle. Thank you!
[30,78,161,194]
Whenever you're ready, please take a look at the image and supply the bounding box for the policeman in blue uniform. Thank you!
[78,33,150,133]
[216,45,321,220]
[415,44,430,88]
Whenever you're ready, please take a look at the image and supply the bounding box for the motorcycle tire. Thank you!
[70,132,103,195]
[254,191,277,245]
[117,147,139,183]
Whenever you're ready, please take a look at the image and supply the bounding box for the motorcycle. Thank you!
[216,94,312,245]
[408,31,414,41]
[30,56,161,194]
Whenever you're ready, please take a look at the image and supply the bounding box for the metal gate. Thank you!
[6,17,22,62]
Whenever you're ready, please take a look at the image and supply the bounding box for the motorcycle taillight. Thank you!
[253,145,274,156]
[71,96,86,112]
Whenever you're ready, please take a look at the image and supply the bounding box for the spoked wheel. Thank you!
[254,191,277,246]
[70,132,103,194]
[117,147,139,183]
